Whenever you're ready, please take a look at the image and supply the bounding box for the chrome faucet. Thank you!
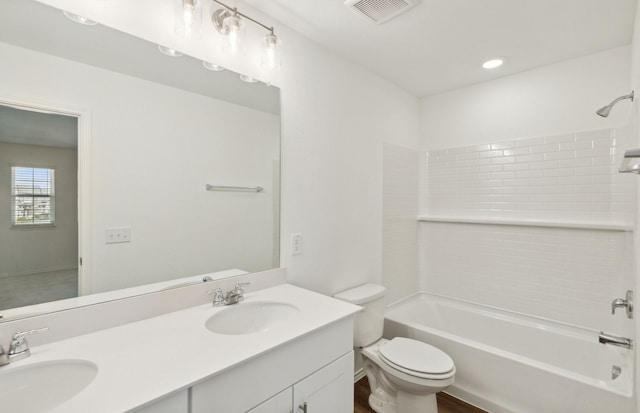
[208,283,251,306]
[611,290,633,319]
[599,331,633,349]
[0,327,49,366]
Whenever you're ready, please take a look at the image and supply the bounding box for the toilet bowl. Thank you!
[334,284,455,413]
[362,338,455,413]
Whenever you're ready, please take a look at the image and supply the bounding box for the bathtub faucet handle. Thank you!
[611,290,633,319]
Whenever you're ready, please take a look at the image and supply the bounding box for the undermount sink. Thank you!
[206,301,300,335]
[0,359,98,413]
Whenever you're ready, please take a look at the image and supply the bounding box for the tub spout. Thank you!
[599,332,633,349]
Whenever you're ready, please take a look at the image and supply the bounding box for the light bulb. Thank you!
[261,33,281,70]
[175,0,201,39]
[222,14,245,56]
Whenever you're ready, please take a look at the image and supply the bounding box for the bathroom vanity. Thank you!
[0,274,360,413]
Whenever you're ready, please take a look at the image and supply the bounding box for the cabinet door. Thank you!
[293,351,353,413]
[247,387,293,413]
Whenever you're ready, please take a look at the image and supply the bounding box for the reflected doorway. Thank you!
[0,103,79,310]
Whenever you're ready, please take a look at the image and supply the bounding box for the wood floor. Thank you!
[355,377,487,413]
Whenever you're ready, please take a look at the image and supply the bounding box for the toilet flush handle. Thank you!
[298,402,307,412]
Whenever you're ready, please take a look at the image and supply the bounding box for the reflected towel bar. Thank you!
[206,184,264,192]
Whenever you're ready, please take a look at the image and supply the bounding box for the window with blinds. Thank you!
[11,166,55,226]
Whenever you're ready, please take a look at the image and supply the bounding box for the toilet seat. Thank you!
[378,337,454,380]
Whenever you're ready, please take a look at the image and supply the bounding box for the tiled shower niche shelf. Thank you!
[417,216,634,232]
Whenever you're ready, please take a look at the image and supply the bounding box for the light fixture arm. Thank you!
[210,0,275,35]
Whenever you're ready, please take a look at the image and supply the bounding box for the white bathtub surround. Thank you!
[419,222,633,332]
[0,281,360,412]
[418,127,636,333]
[384,293,634,413]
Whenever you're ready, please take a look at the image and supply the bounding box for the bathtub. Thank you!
[383,292,635,413]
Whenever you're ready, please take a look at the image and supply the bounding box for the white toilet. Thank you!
[334,284,455,413]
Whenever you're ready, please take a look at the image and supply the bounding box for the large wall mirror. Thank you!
[0,0,280,321]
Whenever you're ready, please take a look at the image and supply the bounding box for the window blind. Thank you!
[11,166,55,226]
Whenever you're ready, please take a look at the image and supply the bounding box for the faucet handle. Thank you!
[0,345,9,367]
[9,327,48,361]
[208,288,226,306]
[233,282,250,295]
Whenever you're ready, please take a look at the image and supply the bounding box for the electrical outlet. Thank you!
[291,233,302,256]
[105,227,131,244]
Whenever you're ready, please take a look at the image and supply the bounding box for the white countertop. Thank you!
[2,284,360,413]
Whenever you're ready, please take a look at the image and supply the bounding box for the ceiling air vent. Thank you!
[345,0,418,25]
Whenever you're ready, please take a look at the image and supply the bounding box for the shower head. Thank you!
[596,91,634,117]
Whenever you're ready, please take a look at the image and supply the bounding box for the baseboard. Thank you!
[0,266,78,279]
[354,367,366,382]
[446,385,514,413]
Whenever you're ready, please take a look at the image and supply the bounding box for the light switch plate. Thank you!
[105,227,131,244]
[291,233,302,255]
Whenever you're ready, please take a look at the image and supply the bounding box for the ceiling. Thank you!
[0,105,78,148]
[244,0,638,97]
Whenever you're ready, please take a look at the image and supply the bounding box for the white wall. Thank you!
[31,0,422,297]
[382,143,420,304]
[421,47,631,150]
[278,38,421,295]
[0,142,78,276]
[0,42,280,293]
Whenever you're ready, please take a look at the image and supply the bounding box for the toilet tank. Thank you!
[334,284,386,347]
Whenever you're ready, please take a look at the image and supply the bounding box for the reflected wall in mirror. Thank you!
[0,0,281,320]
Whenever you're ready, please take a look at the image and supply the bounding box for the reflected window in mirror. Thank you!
[11,166,56,227]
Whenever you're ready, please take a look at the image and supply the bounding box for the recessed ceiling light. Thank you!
[158,45,183,57]
[482,59,504,69]
[63,11,97,26]
[203,61,225,72]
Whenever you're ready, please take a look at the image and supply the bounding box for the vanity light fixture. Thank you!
[158,45,183,57]
[63,11,98,26]
[482,58,504,69]
[213,7,247,56]
[203,61,225,71]
[209,0,281,69]
[261,32,282,70]
[175,0,202,39]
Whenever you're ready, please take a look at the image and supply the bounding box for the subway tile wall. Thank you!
[421,222,633,332]
[423,128,636,222]
[419,128,636,332]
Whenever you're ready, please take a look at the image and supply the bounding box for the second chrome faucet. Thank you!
[209,283,251,306]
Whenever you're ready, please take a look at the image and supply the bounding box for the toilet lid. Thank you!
[379,337,454,376]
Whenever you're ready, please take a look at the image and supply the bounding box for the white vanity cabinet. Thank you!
[191,317,354,413]
[247,352,353,413]
[291,351,354,413]
[246,388,293,413]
